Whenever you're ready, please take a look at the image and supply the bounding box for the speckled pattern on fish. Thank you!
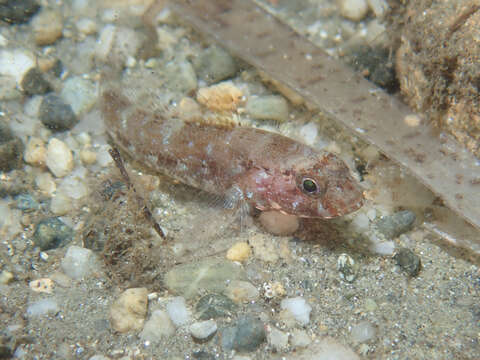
[101,87,364,219]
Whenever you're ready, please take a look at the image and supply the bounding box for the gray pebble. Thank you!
[0,0,40,24]
[189,319,217,340]
[245,95,289,123]
[193,46,237,84]
[39,94,78,132]
[163,60,197,94]
[0,121,24,172]
[374,210,416,239]
[196,293,238,320]
[164,259,247,300]
[394,247,421,277]
[221,316,266,352]
[33,217,74,250]
[14,193,39,212]
[21,67,52,95]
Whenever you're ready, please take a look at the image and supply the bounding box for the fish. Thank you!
[100,73,364,219]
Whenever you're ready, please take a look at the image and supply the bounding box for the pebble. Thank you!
[14,193,39,212]
[337,253,357,282]
[80,148,97,165]
[35,172,56,195]
[195,293,238,320]
[166,297,191,327]
[89,356,110,360]
[0,49,35,83]
[196,82,244,112]
[394,247,421,277]
[26,298,59,317]
[61,245,99,280]
[58,176,88,200]
[266,325,289,352]
[109,288,148,333]
[0,0,40,24]
[367,0,389,18]
[0,270,14,285]
[369,239,395,255]
[163,59,198,94]
[351,320,376,342]
[245,95,289,123]
[0,122,24,172]
[189,319,217,340]
[339,0,369,21]
[31,9,63,46]
[50,193,73,215]
[0,75,20,100]
[140,310,175,342]
[193,45,237,84]
[290,329,311,348]
[24,137,47,166]
[258,211,299,236]
[29,278,54,293]
[164,259,247,300]
[374,210,416,239]
[225,280,259,303]
[280,297,312,325]
[39,94,78,132]
[221,315,266,352]
[33,217,74,251]
[21,67,52,95]
[289,337,359,360]
[60,76,98,115]
[45,138,74,177]
[226,242,251,262]
[249,233,289,263]
[76,18,98,36]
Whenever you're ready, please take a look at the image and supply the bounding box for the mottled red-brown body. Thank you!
[101,88,364,218]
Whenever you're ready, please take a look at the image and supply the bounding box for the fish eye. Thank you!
[302,178,317,193]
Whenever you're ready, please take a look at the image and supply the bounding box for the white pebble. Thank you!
[0,49,35,83]
[26,298,59,317]
[370,240,395,255]
[351,212,370,232]
[140,310,175,342]
[50,193,72,216]
[351,321,376,342]
[76,18,98,35]
[166,297,191,327]
[367,0,389,18]
[46,138,74,177]
[35,172,56,195]
[60,76,98,115]
[95,24,116,61]
[58,176,88,200]
[290,329,311,348]
[61,245,99,280]
[266,325,289,352]
[339,0,369,21]
[189,319,217,340]
[280,297,312,325]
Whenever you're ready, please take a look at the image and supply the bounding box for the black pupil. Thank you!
[303,179,317,193]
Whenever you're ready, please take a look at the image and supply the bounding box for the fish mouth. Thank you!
[320,185,365,218]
